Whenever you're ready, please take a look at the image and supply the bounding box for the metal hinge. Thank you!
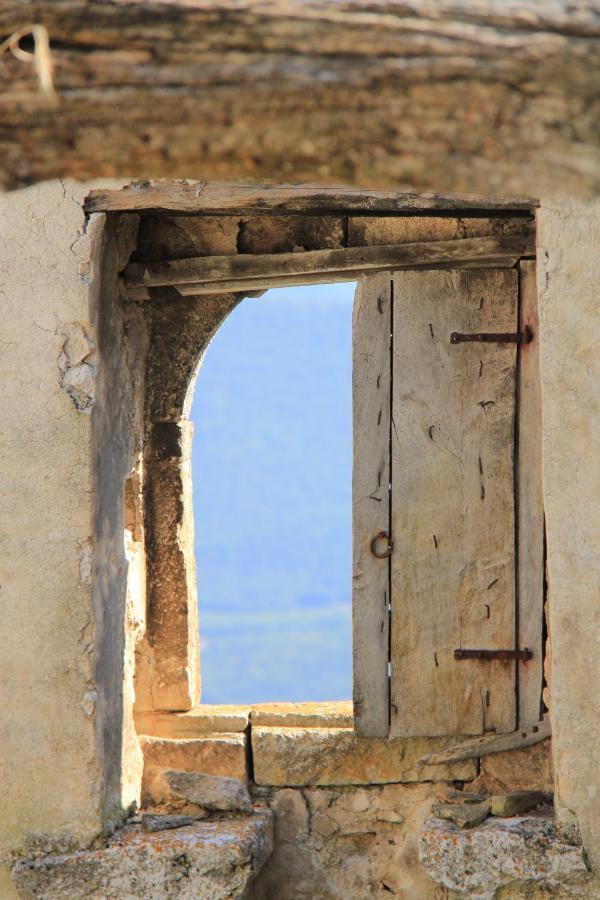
[450,327,533,345]
[454,648,533,662]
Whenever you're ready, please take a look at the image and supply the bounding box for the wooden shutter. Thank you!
[390,268,519,737]
[353,265,543,738]
[352,273,392,737]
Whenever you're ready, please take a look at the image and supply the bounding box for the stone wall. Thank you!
[2,182,600,896]
[537,200,600,868]
[0,182,103,887]
[0,180,144,891]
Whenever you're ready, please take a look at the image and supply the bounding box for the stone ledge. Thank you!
[419,811,588,899]
[251,701,353,729]
[136,705,251,738]
[12,811,273,900]
[136,701,353,738]
[252,727,477,787]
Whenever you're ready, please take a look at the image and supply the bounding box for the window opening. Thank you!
[191,282,354,703]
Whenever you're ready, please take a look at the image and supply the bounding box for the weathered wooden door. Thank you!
[353,263,543,738]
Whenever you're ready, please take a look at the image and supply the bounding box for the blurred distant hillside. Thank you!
[191,283,354,703]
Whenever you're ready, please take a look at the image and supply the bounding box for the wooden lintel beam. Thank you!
[86,182,538,216]
[125,234,534,292]
[171,258,525,297]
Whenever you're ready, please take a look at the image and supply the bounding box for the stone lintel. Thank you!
[252,727,477,787]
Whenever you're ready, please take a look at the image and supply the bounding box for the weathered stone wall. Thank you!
[249,784,446,899]
[0,182,102,886]
[2,183,600,896]
[0,181,145,890]
[537,200,600,868]
[247,736,554,899]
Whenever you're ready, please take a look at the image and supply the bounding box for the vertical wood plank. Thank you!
[353,273,391,737]
[517,261,545,725]
[390,269,518,737]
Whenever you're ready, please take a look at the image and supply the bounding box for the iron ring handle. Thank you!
[370,530,393,559]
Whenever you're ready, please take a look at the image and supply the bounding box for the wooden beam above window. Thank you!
[123,233,534,298]
[86,182,538,217]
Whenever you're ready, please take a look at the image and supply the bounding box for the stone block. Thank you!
[348,215,531,246]
[252,727,477,787]
[478,739,554,794]
[432,799,491,829]
[135,215,239,260]
[164,771,252,812]
[141,813,198,832]
[491,791,548,818]
[141,734,248,804]
[135,705,250,738]
[419,812,587,899]
[12,811,273,900]
[251,701,353,729]
[238,216,344,253]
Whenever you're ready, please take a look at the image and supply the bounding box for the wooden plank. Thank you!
[125,234,534,287]
[86,182,538,216]
[390,269,518,738]
[352,273,392,737]
[418,717,551,766]
[517,261,545,725]
[166,256,522,297]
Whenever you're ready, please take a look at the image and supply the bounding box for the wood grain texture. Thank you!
[353,273,392,737]
[170,255,524,296]
[517,261,545,725]
[1,3,598,196]
[418,716,551,765]
[390,269,518,738]
[86,183,537,215]
[125,234,534,287]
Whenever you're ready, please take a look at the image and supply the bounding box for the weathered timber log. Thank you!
[165,260,524,296]
[87,183,537,216]
[0,2,598,196]
[418,717,551,766]
[124,234,534,291]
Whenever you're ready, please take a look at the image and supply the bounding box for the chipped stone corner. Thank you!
[58,322,97,412]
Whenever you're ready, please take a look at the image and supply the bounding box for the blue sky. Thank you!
[190,282,355,704]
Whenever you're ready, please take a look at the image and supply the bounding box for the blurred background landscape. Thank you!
[191,282,355,704]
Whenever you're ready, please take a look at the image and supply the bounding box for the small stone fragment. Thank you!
[438,788,488,806]
[164,770,252,812]
[432,799,491,829]
[491,790,548,817]
[141,813,195,833]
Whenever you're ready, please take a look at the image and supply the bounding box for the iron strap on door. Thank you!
[450,327,532,344]
[454,648,533,661]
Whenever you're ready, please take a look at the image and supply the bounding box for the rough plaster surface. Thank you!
[537,200,600,868]
[0,180,104,863]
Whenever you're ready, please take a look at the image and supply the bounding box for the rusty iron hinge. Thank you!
[454,648,533,662]
[450,327,533,345]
